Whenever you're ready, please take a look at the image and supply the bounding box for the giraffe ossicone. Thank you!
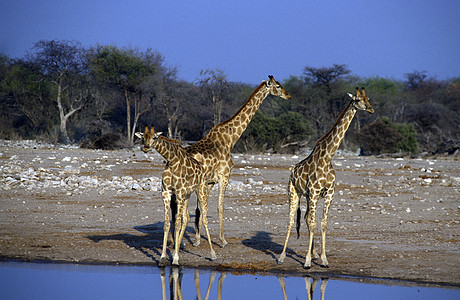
[277,87,374,269]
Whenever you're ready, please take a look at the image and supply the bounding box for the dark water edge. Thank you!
[0,260,458,300]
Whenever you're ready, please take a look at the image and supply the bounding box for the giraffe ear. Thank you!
[135,132,143,139]
[154,132,163,138]
[347,93,354,98]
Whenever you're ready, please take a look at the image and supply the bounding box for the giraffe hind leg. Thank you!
[172,198,189,266]
[303,199,319,260]
[217,177,228,248]
[199,183,217,261]
[304,193,318,269]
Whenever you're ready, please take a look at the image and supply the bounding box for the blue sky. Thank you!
[1,0,459,84]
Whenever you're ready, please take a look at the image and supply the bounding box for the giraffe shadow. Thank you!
[86,222,201,265]
[242,231,303,263]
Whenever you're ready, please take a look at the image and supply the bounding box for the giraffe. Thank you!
[135,126,216,266]
[180,75,291,247]
[277,87,374,268]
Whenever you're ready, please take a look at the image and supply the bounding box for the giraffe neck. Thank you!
[152,137,185,165]
[316,101,356,159]
[213,82,269,149]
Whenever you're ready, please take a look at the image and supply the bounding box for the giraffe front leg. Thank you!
[159,205,171,266]
[217,176,228,247]
[278,181,299,264]
[172,197,189,266]
[162,170,175,248]
[159,185,172,266]
[174,198,190,266]
[172,211,182,266]
[320,191,334,268]
[304,196,317,269]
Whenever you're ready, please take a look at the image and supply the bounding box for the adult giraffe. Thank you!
[277,87,374,268]
[135,126,216,266]
[186,75,291,247]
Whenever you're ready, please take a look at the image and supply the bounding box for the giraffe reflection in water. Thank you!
[278,276,328,300]
[161,267,226,300]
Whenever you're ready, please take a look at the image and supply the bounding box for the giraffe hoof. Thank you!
[277,258,284,265]
[321,264,330,268]
[303,264,311,270]
[219,240,228,248]
[158,257,169,267]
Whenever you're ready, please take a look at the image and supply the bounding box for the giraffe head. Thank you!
[348,87,374,114]
[135,126,163,153]
[266,75,291,100]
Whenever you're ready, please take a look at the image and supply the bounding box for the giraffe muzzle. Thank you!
[142,146,150,153]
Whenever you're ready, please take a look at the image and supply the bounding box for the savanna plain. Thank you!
[0,140,459,287]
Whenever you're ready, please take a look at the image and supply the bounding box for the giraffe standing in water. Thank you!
[135,126,216,266]
[277,87,374,268]
[173,75,291,247]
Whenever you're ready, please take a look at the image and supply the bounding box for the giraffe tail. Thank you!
[296,207,301,238]
[171,194,177,226]
[194,202,201,230]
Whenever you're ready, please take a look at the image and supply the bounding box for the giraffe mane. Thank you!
[159,135,181,144]
[316,100,353,144]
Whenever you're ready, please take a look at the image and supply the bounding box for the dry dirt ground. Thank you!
[0,140,459,287]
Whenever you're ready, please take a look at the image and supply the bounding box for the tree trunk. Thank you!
[56,78,70,144]
[167,117,173,139]
[124,87,132,144]
[131,95,141,145]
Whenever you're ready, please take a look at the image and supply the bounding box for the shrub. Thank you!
[236,111,313,153]
[359,117,418,155]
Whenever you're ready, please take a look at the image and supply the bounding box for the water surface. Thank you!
[0,261,458,299]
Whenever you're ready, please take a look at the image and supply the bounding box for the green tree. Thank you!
[1,58,56,138]
[89,46,166,144]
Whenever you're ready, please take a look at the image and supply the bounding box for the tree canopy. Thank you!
[1,40,459,155]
